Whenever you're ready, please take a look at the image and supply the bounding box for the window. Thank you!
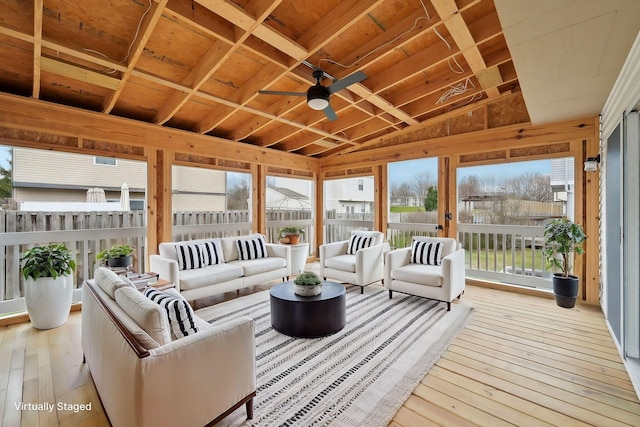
[324,176,374,243]
[387,157,439,247]
[94,156,117,166]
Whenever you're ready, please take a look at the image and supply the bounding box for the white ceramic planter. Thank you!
[24,275,74,329]
[294,283,322,297]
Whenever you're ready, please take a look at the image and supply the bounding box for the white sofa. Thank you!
[384,236,465,311]
[81,268,256,427]
[320,231,385,294]
[150,234,291,301]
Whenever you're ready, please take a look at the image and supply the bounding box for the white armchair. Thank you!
[320,231,385,294]
[384,236,465,311]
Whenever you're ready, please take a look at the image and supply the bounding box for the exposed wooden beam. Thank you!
[153,40,233,124]
[40,57,121,90]
[0,92,321,171]
[32,0,43,99]
[154,0,285,125]
[103,0,169,113]
[431,0,501,98]
[322,116,598,170]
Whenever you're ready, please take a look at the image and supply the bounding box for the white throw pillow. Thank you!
[144,288,199,338]
[115,286,171,345]
[94,267,132,299]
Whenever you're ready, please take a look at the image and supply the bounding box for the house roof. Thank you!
[0,0,637,159]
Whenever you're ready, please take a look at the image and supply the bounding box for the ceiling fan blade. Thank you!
[258,90,306,97]
[323,104,338,121]
[327,70,367,94]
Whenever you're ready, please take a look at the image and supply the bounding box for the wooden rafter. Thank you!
[0,0,519,159]
[32,0,43,99]
[103,0,169,113]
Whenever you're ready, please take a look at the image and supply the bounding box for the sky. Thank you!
[388,157,552,186]
[0,145,9,168]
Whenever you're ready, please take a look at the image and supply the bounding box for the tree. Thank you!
[506,172,552,202]
[458,175,481,199]
[423,186,438,211]
[226,175,250,210]
[390,182,413,198]
[411,171,434,198]
[0,148,11,199]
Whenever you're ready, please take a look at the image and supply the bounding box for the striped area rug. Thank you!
[196,286,473,427]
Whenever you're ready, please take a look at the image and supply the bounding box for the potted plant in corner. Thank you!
[543,218,587,308]
[21,243,76,329]
[97,244,134,269]
[279,226,305,245]
[294,271,322,296]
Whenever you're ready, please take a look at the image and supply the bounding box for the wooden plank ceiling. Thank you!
[0,0,521,158]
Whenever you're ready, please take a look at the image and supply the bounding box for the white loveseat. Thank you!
[320,231,386,293]
[384,236,465,310]
[82,268,256,427]
[150,233,291,301]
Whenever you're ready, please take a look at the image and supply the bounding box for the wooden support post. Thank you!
[583,136,601,305]
[316,173,325,255]
[438,156,457,238]
[251,163,265,234]
[572,139,587,303]
[374,164,388,236]
[147,148,172,259]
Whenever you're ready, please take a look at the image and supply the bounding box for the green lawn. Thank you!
[466,247,548,272]
[390,206,424,212]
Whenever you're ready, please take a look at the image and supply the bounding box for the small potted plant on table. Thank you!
[97,244,134,269]
[543,218,587,308]
[279,226,305,245]
[294,271,323,297]
[21,243,76,329]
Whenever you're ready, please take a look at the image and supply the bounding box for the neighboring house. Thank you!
[390,197,424,207]
[324,176,374,214]
[11,148,228,211]
[171,165,226,212]
[550,157,576,219]
[12,147,147,210]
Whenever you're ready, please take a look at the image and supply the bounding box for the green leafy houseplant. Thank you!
[96,244,134,262]
[294,271,321,286]
[543,218,586,277]
[21,243,76,281]
[280,226,305,237]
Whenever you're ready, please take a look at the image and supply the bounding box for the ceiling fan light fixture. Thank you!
[307,85,330,110]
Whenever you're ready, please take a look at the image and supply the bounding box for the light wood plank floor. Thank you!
[1,281,639,426]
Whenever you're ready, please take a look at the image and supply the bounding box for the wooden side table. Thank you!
[135,279,174,292]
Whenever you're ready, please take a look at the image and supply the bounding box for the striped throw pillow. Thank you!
[175,243,206,270]
[236,235,268,260]
[144,288,199,338]
[201,239,224,266]
[411,240,444,266]
[347,234,374,255]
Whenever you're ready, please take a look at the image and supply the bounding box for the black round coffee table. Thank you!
[269,281,346,338]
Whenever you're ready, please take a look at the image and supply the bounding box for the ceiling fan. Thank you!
[258,68,367,121]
